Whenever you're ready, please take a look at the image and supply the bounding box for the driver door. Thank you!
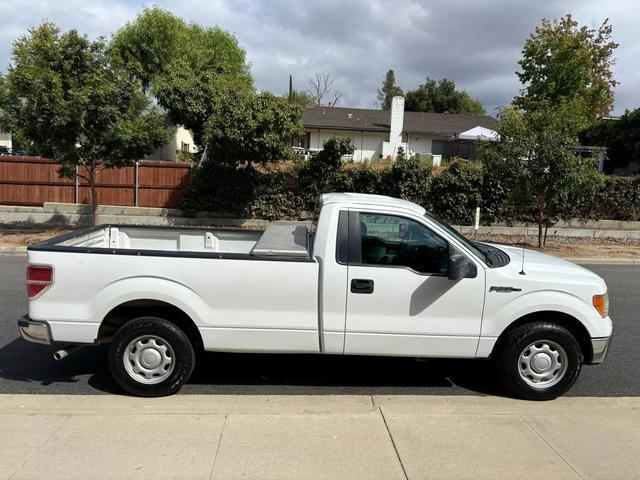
[344,211,485,357]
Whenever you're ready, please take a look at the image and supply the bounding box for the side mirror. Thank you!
[448,249,477,280]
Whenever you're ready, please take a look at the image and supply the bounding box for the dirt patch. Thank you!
[475,233,640,259]
[0,225,73,247]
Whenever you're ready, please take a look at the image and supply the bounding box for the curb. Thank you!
[567,257,639,265]
[0,246,27,255]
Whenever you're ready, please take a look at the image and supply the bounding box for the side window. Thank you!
[359,213,448,274]
[431,140,445,155]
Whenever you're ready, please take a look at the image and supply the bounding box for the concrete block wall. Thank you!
[1,202,640,239]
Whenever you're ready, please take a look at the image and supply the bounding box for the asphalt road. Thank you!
[0,254,637,396]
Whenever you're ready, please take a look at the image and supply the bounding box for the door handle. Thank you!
[351,278,374,294]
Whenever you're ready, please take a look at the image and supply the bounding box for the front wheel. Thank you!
[494,322,583,400]
[108,316,195,397]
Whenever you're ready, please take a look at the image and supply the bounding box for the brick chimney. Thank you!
[389,96,404,157]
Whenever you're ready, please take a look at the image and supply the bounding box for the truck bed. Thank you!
[31,223,313,260]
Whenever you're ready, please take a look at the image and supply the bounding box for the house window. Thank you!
[292,132,311,149]
[181,142,190,152]
[431,140,445,155]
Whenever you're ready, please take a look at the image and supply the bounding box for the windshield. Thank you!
[423,211,487,263]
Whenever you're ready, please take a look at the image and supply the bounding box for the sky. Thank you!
[0,0,638,116]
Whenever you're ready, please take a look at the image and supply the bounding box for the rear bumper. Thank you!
[590,336,610,364]
[18,316,52,345]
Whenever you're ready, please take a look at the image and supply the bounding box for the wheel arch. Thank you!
[492,310,593,363]
[98,299,204,350]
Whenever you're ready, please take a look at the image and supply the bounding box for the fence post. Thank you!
[74,165,79,204]
[134,161,139,207]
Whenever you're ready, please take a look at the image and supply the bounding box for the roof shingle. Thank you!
[302,105,497,135]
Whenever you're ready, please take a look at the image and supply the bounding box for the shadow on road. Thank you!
[187,351,506,396]
[0,337,117,393]
[0,326,506,396]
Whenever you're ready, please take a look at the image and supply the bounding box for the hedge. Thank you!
[180,158,640,225]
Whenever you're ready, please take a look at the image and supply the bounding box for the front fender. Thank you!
[482,289,611,339]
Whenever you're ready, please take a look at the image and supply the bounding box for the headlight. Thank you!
[593,292,609,318]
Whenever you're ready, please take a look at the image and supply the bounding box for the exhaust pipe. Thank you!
[53,344,84,361]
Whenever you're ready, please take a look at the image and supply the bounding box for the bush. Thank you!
[249,169,304,219]
[336,164,385,195]
[429,160,483,224]
[180,136,640,224]
[386,155,432,207]
[176,150,196,162]
[587,175,640,221]
[479,161,509,224]
[180,161,258,217]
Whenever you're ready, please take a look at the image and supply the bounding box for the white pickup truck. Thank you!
[20,193,612,399]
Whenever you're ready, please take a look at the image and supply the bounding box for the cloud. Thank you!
[0,0,637,114]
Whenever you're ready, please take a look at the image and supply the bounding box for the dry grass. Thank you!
[475,233,640,259]
[0,226,73,247]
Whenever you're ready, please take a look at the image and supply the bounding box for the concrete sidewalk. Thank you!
[1,395,638,480]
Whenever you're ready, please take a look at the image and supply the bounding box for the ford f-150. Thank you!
[19,193,612,399]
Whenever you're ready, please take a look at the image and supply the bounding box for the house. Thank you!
[145,126,198,161]
[0,131,12,153]
[0,127,196,160]
[297,96,497,164]
[144,102,198,161]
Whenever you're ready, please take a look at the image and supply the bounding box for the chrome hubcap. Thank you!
[518,340,568,389]
[123,335,175,385]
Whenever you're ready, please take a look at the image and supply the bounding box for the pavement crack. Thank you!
[520,415,584,480]
[9,415,69,479]
[208,413,228,480]
[379,407,409,480]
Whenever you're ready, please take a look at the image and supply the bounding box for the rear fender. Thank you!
[94,276,209,328]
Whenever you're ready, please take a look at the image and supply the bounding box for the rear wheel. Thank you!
[494,322,583,400]
[108,316,195,397]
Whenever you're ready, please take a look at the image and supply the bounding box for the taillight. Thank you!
[26,265,53,299]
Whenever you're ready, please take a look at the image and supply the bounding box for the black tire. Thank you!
[108,316,195,397]
[494,322,583,400]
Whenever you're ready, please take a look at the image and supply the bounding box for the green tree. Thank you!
[515,15,618,122]
[377,69,404,110]
[479,100,592,247]
[404,78,485,114]
[287,89,315,107]
[0,23,170,225]
[286,74,314,107]
[111,7,252,144]
[204,91,303,164]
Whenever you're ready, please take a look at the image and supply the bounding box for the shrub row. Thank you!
[180,156,640,225]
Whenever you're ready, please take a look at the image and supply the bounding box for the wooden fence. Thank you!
[0,156,194,208]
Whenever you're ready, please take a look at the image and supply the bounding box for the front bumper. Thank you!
[590,336,610,364]
[18,316,52,345]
